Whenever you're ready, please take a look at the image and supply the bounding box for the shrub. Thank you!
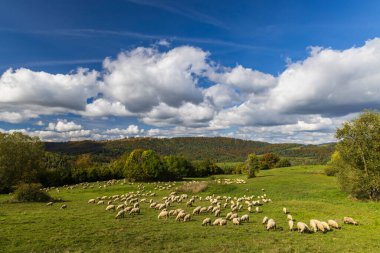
[276,158,291,168]
[177,181,208,193]
[324,166,338,176]
[14,183,52,202]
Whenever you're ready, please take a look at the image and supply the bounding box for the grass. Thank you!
[177,181,208,193]
[1,165,380,252]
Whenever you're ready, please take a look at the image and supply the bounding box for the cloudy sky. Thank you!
[1,0,380,143]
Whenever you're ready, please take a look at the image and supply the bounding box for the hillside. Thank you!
[44,137,335,164]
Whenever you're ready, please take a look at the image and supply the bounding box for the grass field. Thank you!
[1,165,380,253]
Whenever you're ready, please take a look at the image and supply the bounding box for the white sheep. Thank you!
[343,217,358,225]
[106,205,116,211]
[88,199,95,204]
[256,207,260,213]
[97,200,104,205]
[183,214,191,222]
[310,219,318,232]
[287,214,293,221]
[202,218,211,226]
[213,218,222,226]
[115,210,125,219]
[297,222,310,233]
[176,211,186,221]
[192,206,201,215]
[240,214,249,223]
[158,210,169,219]
[232,217,241,225]
[116,204,125,211]
[262,216,269,224]
[321,221,330,231]
[288,220,294,231]
[61,204,67,209]
[129,207,140,215]
[328,220,341,229]
[214,210,221,217]
[230,213,238,220]
[46,202,54,206]
[266,219,276,230]
[316,220,326,233]
[283,207,288,214]
[219,219,227,226]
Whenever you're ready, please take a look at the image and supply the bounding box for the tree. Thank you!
[162,155,192,180]
[276,158,291,168]
[246,153,260,178]
[124,149,165,181]
[259,153,280,170]
[75,154,93,169]
[333,110,380,200]
[0,132,44,193]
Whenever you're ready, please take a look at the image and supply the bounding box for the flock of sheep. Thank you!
[82,182,359,234]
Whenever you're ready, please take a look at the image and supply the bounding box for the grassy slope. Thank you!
[1,165,379,253]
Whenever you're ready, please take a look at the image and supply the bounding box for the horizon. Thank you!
[1,0,380,144]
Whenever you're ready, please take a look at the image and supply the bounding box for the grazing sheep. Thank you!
[256,207,260,213]
[116,204,125,211]
[176,212,186,222]
[283,207,288,214]
[344,217,358,225]
[88,199,95,204]
[150,202,157,209]
[129,207,140,215]
[213,218,223,226]
[158,210,169,219]
[192,206,201,215]
[183,214,191,222]
[287,214,293,221]
[199,207,207,214]
[124,206,132,212]
[310,219,319,232]
[230,213,238,220]
[316,221,326,233]
[240,214,249,223]
[61,204,67,209]
[248,206,252,213]
[202,218,211,226]
[288,220,294,231]
[106,205,116,211]
[328,220,341,229]
[97,200,104,205]
[262,216,269,224]
[219,219,227,226]
[297,222,310,233]
[321,221,331,231]
[46,202,54,206]
[232,217,241,225]
[266,219,276,230]
[226,212,233,220]
[214,210,221,217]
[115,210,125,219]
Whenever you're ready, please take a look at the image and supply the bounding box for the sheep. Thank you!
[106,205,116,211]
[61,204,67,209]
[321,221,331,231]
[248,206,252,213]
[283,207,288,214]
[214,210,221,217]
[115,210,125,219]
[175,212,186,222]
[199,207,207,214]
[97,200,104,205]
[192,206,201,215]
[310,219,318,232]
[287,214,293,221]
[46,202,54,206]
[219,219,227,226]
[158,210,169,219]
[343,217,358,225]
[213,218,223,226]
[328,220,341,229]
[256,207,260,213]
[230,213,238,220]
[150,202,157,209]
[129,207,140,215]
[266,219,276,230]
[288,220,294,231]
[226,212,233,220]
[232,217,241,225]
[297,222,310,233]
[240,214,249,223]
[183,214,191,222]
[202,218,212,226]
[116,204,125,211]
[316,221,326,233]
[88,199,95,204]
[124,206,132,212]
[262,216,269,224]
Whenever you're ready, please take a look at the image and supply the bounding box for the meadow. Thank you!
[1,165,379,253]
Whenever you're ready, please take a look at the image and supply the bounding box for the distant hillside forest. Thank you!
[45,137,335,165]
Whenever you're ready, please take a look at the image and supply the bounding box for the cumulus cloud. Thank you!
[47,119,82,132]
[1,39,380,143]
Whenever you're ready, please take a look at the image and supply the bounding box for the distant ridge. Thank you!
[44,137,335,164]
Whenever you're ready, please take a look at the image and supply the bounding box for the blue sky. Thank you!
[1,0,380,143]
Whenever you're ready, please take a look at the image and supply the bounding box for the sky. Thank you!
[1,0,380,143]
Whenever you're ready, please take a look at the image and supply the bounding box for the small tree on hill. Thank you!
[333,110,380,200]
[259,153,280,170]
[246,153,260,178]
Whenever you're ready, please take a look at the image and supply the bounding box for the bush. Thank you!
[276,158,291,168]
[324,166,338,176]
[177,181,208,193]
[14,183,52,202]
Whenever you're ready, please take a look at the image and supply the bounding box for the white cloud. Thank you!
[83,98,133,117]
[47,119,82,132]
[105,125,143,135]
[101,46,207,113]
